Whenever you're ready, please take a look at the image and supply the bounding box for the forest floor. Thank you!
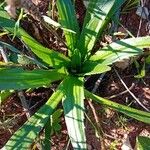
[0,0,150,149]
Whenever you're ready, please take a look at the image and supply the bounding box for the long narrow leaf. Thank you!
[0,90,14,103]
[78,0,115,59]
[79,61,111,76]
[0,7,33,40]
[85,90,150,124]
[62,76,87,149]
[56,0,80,57]
[90,36,150,65]
[0,7,70,68]
[136,136,150,150]
[22,36,70,68]
[0,67,67,90]
[4,83,64,149]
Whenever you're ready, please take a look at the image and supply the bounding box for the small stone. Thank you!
[136,6,149,20]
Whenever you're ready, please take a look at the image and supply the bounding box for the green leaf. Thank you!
[0,67,67,90]
[51,109,63,134]
[52,109,63,121]
[43,15,76,33]
[146,55,150,64]
[56,0,80,57]
[136,136,150,150]
[79,61,111,76]
[0,41,48,68]
[44,117,51,150]
[0,7,70,68]
[90,36,150,65]
[22,36,70,68]
[62,76,87,149]
[78,0,115,59]
[85,90,150,124]
[0,7,34,40]
[13,8,24,39]
[0,90,14,103]
[4,84,64,149]
[71,48,82,70]
[134,62,145,79]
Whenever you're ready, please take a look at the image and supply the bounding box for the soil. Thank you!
[0,0,150,150]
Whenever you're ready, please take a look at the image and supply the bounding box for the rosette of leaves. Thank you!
[0,0,150,149]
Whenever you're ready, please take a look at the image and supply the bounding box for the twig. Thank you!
[137,0,147,37]
[113,67,150,112]
[106,82,135,99]
[86,73,106,150]
[65,138,71,150]
[0,46,9,62]
[92,73,106,93]
[17,91,31,118]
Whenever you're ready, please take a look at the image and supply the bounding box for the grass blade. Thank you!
[56,0,80,57]
[0,90,14,103]
[0,7,70,68]
[44,117,51,150]
[0,7,33,40]
[78,0,115,60]
[136,136,150,150]
[4,83,64,149]
[85,90,150,124]
[79,61,111,76]
[90,36,150,65]
[22,36,70,68]
[0,67,67,90]
[62,76,87,149]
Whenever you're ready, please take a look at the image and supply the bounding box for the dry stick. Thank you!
[113,67,150,112]
[17,91,31,118]
[137,0,147,37]
[105,82,135,99]
[87,73,106,150]
[65,138,71,150]
[0,45,31,118]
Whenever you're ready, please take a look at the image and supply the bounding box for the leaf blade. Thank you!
[79,61,111,76]
[4,84,64,149]
[22,36,70,68]
[0,7,70,68]
[136,136,150,150]
[56,0,80,57]
[78,0,116,59]
[90,36,150,65]
[85,90,150,124]
[0,67,67,90]
[0,7,33,40]
[62,76,87,149]
[0,90,14,103]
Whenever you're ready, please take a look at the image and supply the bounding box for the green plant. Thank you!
[0,90,14,103]
[136,136,150,150]
[134,60,146,79]
[50,109,63,135]
[122,0,140,13]
[0,0,150,149]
